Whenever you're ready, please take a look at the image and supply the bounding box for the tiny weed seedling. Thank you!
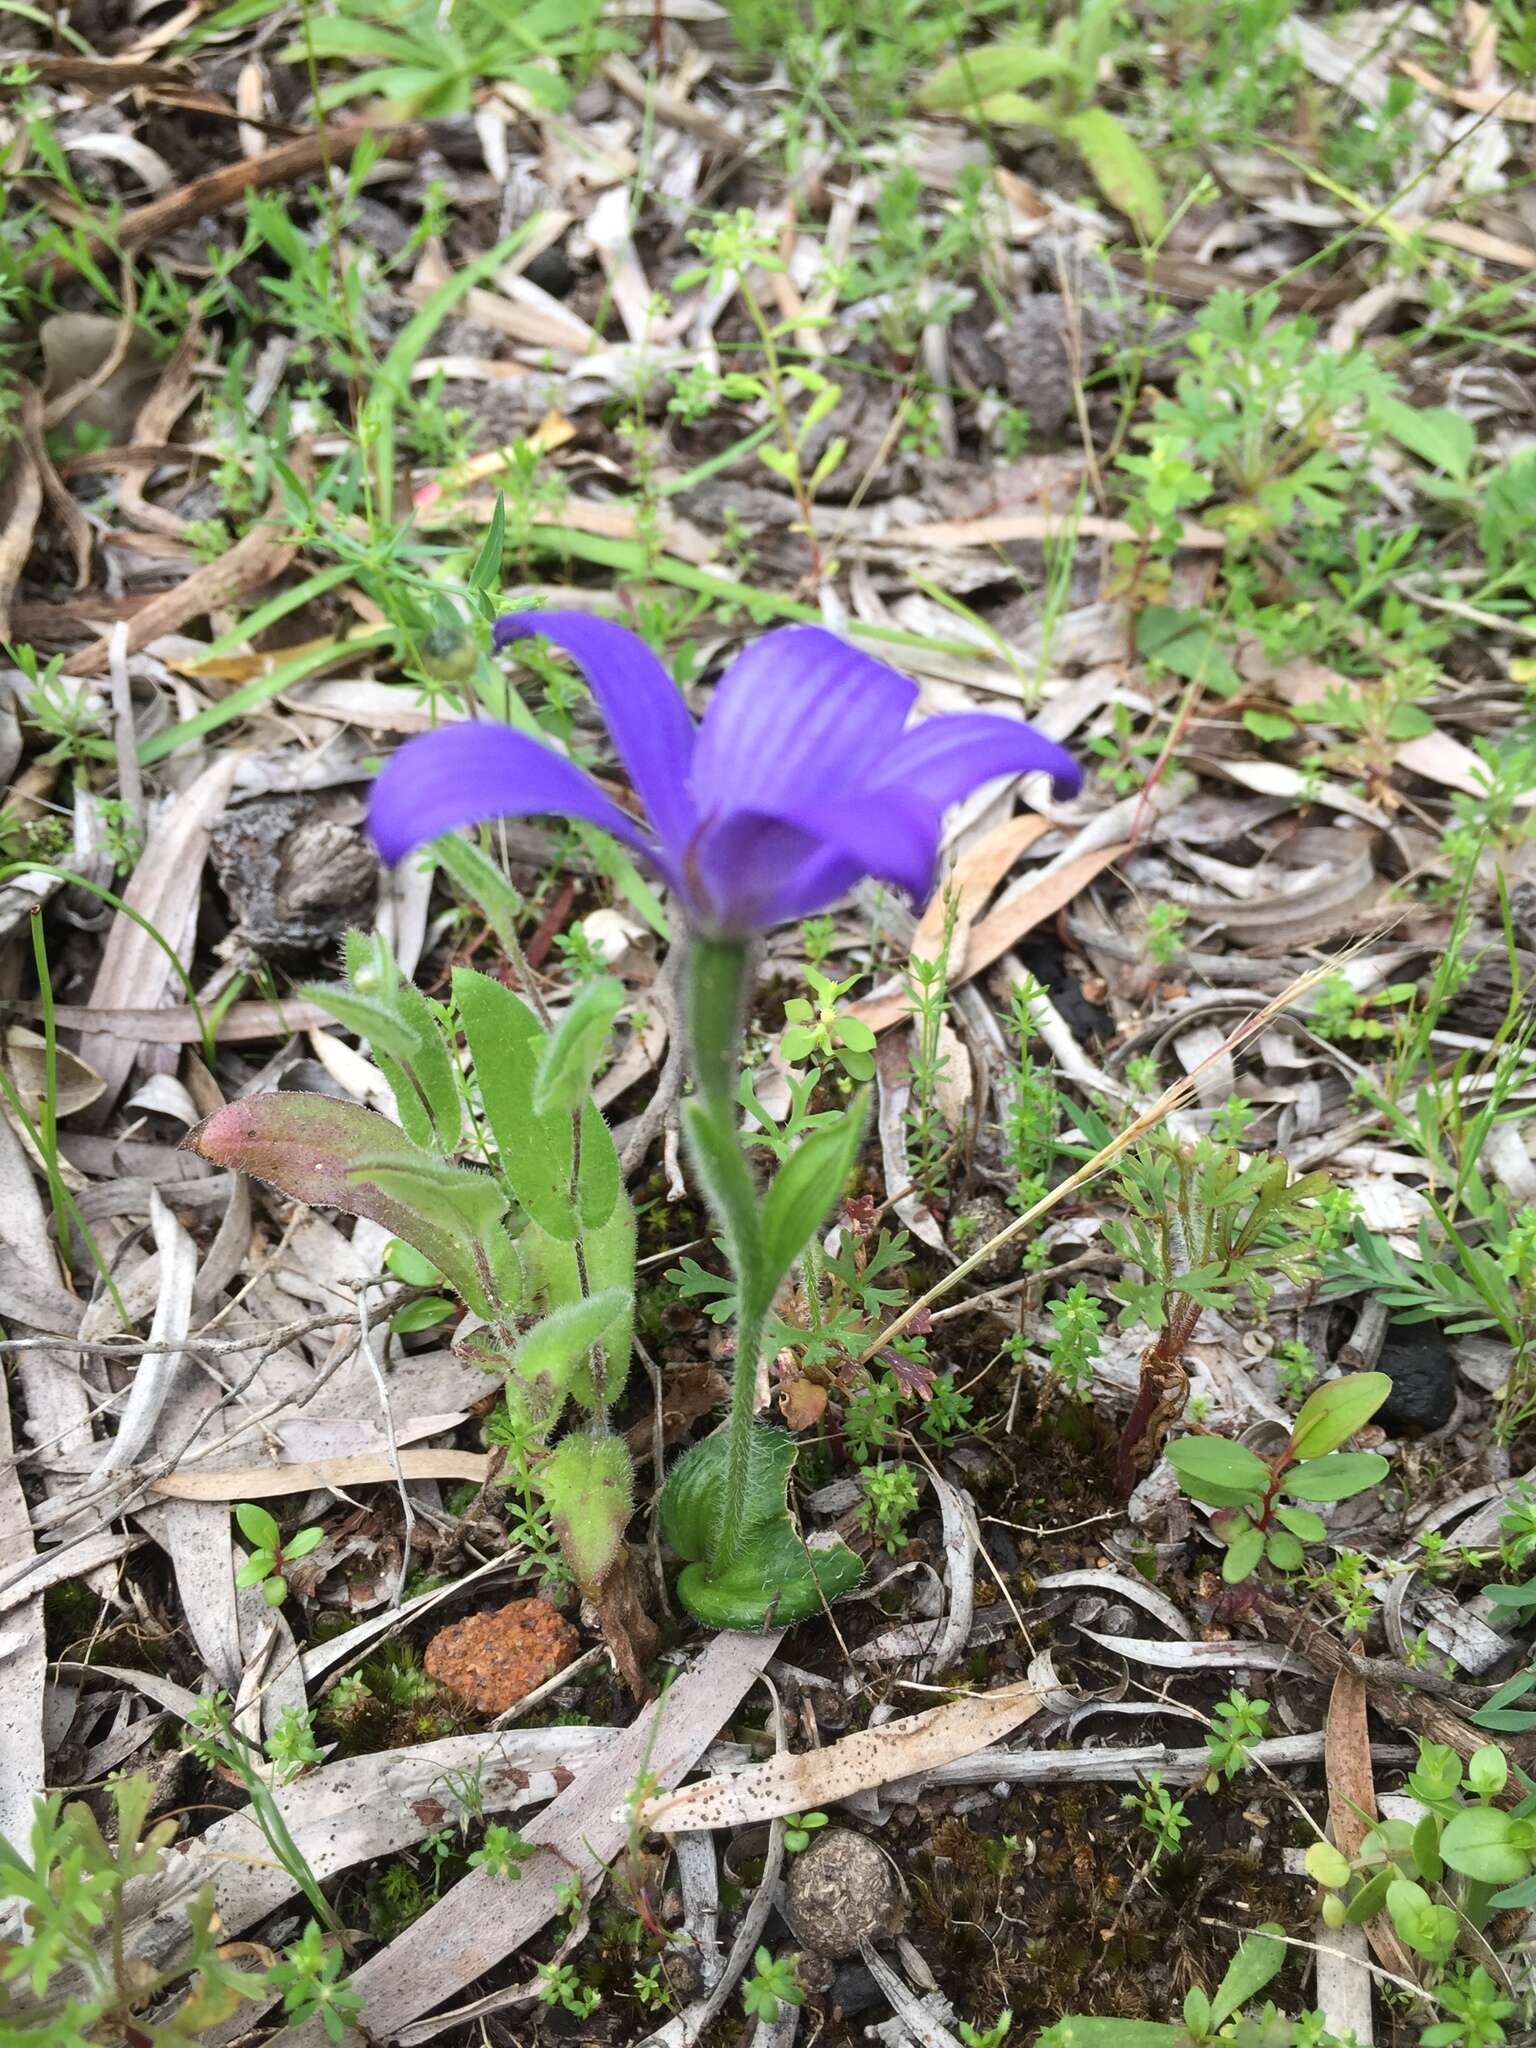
[742,1948,805,2024]
[1305,1734,1536,2026]
[234,1502,324,1607]
[858,1460,921,1553]
[782,1810,829,1853]
[1203,1687,1271,1792]
[1166,1372,1392,1584]
[1123,1773,1191,1867]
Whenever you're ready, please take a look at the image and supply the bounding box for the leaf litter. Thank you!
[2,2,1536,2044]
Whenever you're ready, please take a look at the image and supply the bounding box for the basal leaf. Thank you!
[916,39,1075,109]
[183,1094,517,1320]
[660,1424,860,1629]
[1059,106,1165,238]
[537,1432,634,1593]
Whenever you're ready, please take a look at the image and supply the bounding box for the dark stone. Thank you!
[1375,1324,1457,1434]
[524,246,575,299]
[829,1962,884,2018]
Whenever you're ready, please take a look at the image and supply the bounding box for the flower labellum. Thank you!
[368,613,1080,933]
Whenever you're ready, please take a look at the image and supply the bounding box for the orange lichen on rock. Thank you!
[423,1598,580,1713]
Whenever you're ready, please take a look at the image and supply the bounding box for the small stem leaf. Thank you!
[536,1433,635,1592]
[1273,1503,1327,1542]
[1164,1435,1271,1504]
[1343,1867,1394,1923]
[1288,1372,1392,1460]
[1304,1842,1353,1889]
[507,1287,634,1429]
[1439,1807,1531,1885]
[235,1553,276,1588]
[184,1094,519,1320]
[517,1192,637,1411]
[432,832,523,955]
[283,1526,324,1560]
[533,976,626,1117]
[235,1502,281,1552]
[1221,1523,1265,1583]
[1283,1451,1389,1501]
[660,1424,861,1629]
[759,1095,868,1300]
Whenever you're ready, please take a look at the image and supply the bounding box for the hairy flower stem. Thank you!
[684,933,766,1576]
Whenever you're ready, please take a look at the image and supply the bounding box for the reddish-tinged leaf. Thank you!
[183,1093,515,1320]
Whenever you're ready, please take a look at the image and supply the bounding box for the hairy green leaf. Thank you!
[537,1433,634,1592]
[1059,107,1165,237]
[455,967,619,1237]
[660,1425,861,1629]
[183,1094,518,1320]
[507,1287,632,1429]
[759,1096,868,1299]
[916,39,1076,109]
[533,976,625,1116]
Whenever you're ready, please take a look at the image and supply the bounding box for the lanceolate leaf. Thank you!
[916,40,1076,109]
[455,967,619,1239]
[660,1425,861,1629]
[533,977,626,1116]
[183,1094,518,1321]
[1059,107,1166,238]
[759,1096,868,1300]
[537,1433,634,1592]
[507,1287,633,1429]
[518,1192,636,1411]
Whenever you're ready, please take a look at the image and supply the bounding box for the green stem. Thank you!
[684,934,764,1575]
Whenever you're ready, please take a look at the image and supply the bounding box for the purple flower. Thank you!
[368,614,1080,935]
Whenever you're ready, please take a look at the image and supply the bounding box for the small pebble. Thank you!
[424,1597,580,1714]
[781,1828,905,1959]
[1374,1325,1456,1435]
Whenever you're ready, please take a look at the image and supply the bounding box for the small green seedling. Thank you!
[781,965,877,1082]
[234,1503,324,1606]
[782,1810,828,1853]
[1166,1372,1392,1583]
[742,1948,805,2023]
